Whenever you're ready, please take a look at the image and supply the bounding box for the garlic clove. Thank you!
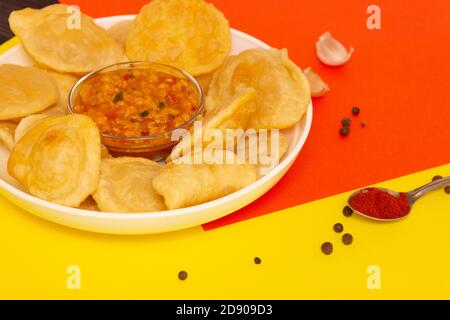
[316,32,354,66]
[304,67,330,97]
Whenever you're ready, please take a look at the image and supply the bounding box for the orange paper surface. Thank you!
[60,0,450,229]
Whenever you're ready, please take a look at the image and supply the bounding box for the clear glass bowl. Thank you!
[68,62,205,161]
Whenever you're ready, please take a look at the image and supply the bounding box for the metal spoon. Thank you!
[348,176,450,221]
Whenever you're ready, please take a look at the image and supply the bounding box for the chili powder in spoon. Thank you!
[349,188,411,219]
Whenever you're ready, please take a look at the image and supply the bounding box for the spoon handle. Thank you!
[408,176,450,204]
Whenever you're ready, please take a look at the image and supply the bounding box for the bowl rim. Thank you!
[67,61,205,141]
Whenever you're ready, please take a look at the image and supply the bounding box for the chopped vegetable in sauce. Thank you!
[139,110,149,118]
[112,91,124,103]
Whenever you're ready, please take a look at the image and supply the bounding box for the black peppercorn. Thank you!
[340,127,350,137]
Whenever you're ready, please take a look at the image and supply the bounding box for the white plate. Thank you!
[0,15,313,235]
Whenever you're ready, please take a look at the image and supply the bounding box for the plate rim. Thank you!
[0,15,313,223]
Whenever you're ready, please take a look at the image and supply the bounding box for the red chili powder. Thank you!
[349,188,411,219]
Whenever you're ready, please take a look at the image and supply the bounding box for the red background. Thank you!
[61,0,450,229]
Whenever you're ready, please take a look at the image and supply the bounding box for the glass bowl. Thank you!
[68,61,205,161]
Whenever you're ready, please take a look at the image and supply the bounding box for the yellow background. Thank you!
[0,163,449,299]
